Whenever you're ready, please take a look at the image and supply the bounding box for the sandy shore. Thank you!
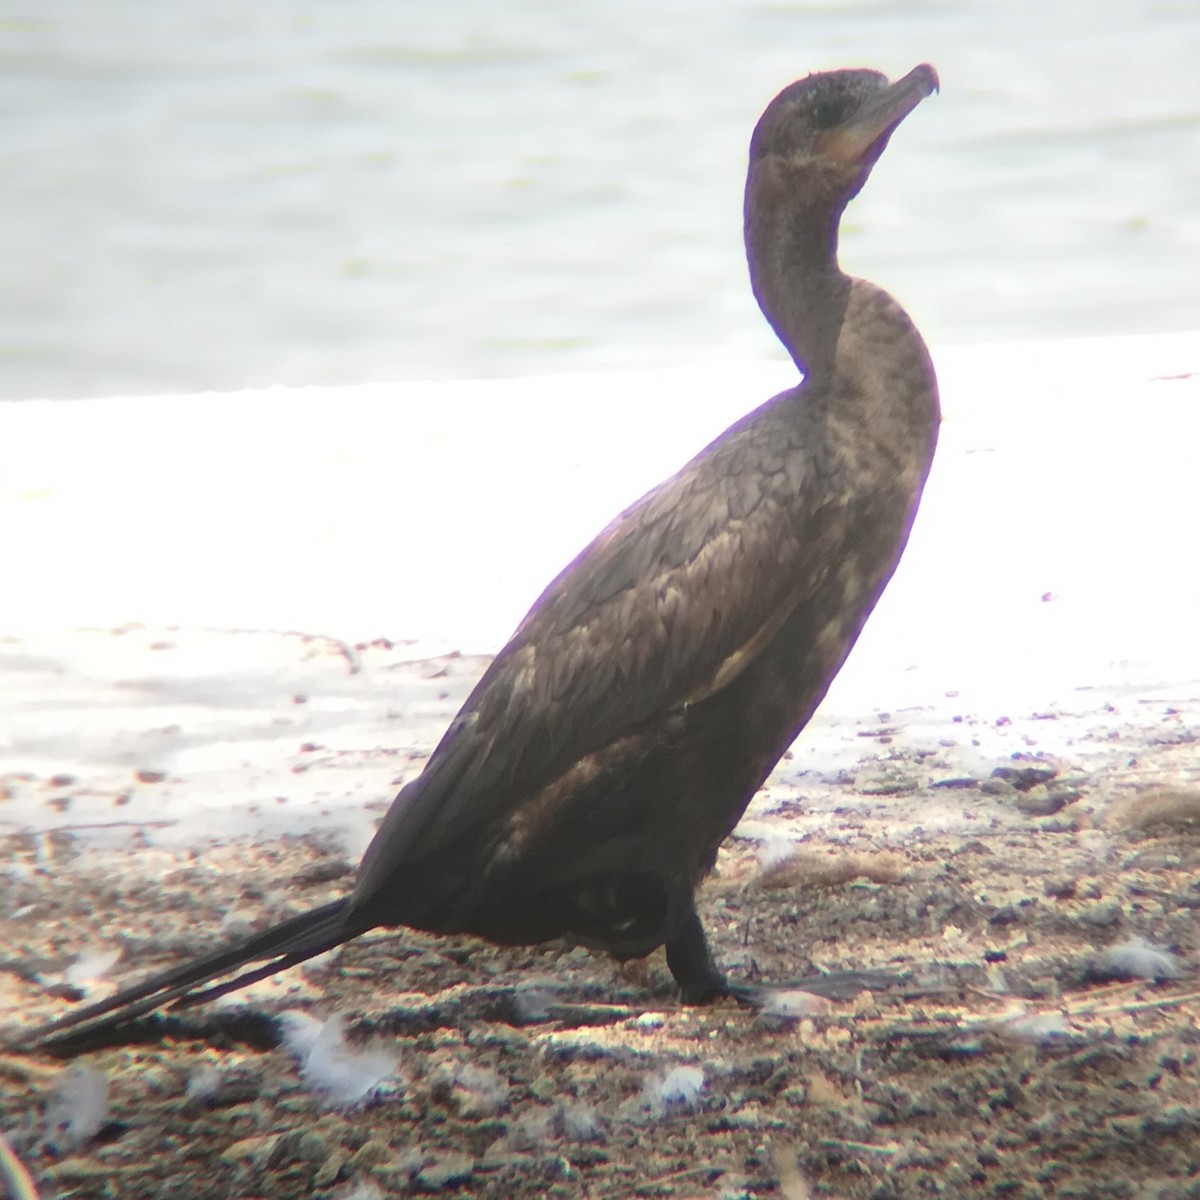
[4,337,1200,1197]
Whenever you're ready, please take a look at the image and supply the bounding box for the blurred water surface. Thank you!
[2,0,1198,399]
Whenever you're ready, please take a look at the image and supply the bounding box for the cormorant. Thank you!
[27,64,940,1048]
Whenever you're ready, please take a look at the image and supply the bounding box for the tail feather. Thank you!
[24,897,355,1049]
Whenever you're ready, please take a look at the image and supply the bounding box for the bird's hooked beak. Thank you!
[818,63,939,167]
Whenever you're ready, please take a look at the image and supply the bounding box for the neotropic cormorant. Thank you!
[27,64,940,1048]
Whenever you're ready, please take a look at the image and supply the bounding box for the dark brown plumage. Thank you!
[27,64,940,1048]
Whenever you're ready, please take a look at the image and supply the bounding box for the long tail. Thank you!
[24,897,355,1050]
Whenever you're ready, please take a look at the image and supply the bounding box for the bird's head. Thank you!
[748,64,938,207]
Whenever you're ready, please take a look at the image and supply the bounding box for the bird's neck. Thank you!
[744,175,937,428]
[744,169,854,381]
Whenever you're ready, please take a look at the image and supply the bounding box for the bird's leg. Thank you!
[665,908,735,1004]
[666,906,904,1007]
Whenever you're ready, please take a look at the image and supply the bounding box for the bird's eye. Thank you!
[811,100,846,129]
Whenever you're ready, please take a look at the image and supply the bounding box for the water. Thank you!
[2,0,1198,400]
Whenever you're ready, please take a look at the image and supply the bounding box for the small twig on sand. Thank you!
[1076,988,1200,1018]
[817,1138,901,1156]
[646,1165,726,1186]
